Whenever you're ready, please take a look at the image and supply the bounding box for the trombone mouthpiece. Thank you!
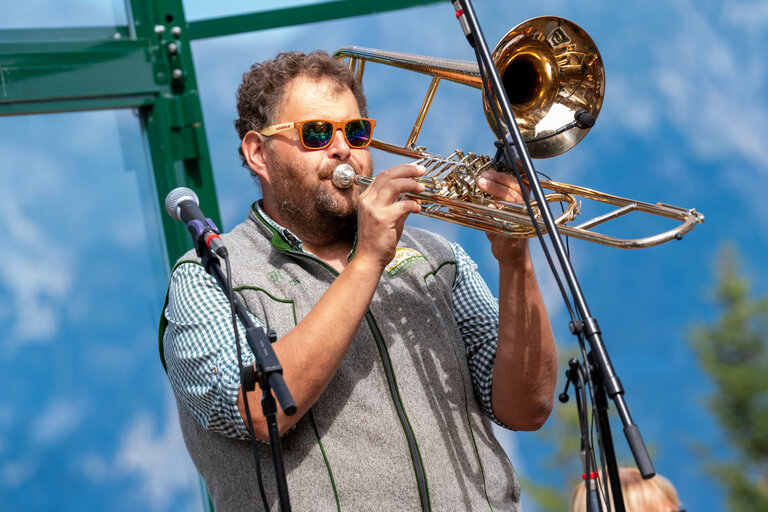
[332,163,356,189]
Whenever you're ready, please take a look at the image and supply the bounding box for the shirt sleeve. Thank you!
[450,243,506,426]
[162,262,256,440]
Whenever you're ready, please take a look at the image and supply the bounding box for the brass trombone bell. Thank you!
[486,17,604,157]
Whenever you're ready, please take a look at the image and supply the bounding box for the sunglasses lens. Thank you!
[345,119,373,148]
[301,121,334,149]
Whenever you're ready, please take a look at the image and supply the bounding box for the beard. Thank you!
[266,148,365,244]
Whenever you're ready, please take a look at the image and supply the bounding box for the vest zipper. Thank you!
[289,250,431,511]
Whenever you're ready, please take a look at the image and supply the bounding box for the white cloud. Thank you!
[590,1,768,180]
[651,0,768,170]
[32,397,87,445]
[74,395,200,511]
[723,1,768,36]
[0,108,164,348]
[1,457,37,488]
[112,395,201,512]
[0,148,75,347]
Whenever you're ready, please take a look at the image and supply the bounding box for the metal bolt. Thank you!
[167,42,178,54]
[171,26,182,37]
[154,24,165,34]
[172,69,183,80]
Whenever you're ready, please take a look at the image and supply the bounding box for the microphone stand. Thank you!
[561,355,625,511]
[452,1,655,509]
[195,237,296,511]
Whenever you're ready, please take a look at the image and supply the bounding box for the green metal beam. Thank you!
[0,40,159,114]
[0,26,130,43]
[188,0,446,40]
[129,0,222,265]
[0,95,155,116]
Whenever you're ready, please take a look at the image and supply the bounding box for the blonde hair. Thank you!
[570,467,682,512]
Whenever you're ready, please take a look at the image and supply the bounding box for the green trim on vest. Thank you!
[364,311,432,511]
[251,202,295,252]
[309,409,341,511]
[159,291,171,373]
[233,286,299,325]
[422,260,457,285]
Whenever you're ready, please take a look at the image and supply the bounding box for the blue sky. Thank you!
[2,1,767,511]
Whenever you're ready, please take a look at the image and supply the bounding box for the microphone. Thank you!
[164,187,228,257]
[574,110,596,129]
[511,110,597,149]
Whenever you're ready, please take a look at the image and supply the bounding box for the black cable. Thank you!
[224,252,270,510]
[533,168,571,260]
[577,333,614,512]
[574,338,605,512]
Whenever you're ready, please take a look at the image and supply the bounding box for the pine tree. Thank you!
[688,246,768,511]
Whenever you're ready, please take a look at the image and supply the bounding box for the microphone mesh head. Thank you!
[164,187,199,220]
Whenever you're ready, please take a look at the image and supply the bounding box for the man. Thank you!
[162,50,557,511]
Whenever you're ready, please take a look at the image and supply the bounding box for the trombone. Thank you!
[333,16,704,249]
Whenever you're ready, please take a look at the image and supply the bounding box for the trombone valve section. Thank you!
[332,151,581,239]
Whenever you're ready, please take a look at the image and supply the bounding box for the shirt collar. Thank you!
[254,201,305,252]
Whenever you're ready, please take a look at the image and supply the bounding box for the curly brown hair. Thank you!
[234,50,368,167]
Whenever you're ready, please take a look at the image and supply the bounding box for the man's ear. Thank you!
[242,130,270,184]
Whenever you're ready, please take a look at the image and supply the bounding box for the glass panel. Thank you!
[0,110,202,511]
[184,0,319,21]
[0,0,127,29]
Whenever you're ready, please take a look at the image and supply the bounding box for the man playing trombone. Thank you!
[161,49,557,511]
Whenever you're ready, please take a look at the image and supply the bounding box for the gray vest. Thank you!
[167,204,521,511]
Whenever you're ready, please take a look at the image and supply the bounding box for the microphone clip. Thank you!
[189,218,227,259]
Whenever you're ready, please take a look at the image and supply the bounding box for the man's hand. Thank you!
[477,169,530,264]
[354,164,426,269]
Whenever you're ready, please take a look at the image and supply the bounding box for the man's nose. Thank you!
[327,128,351,158]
